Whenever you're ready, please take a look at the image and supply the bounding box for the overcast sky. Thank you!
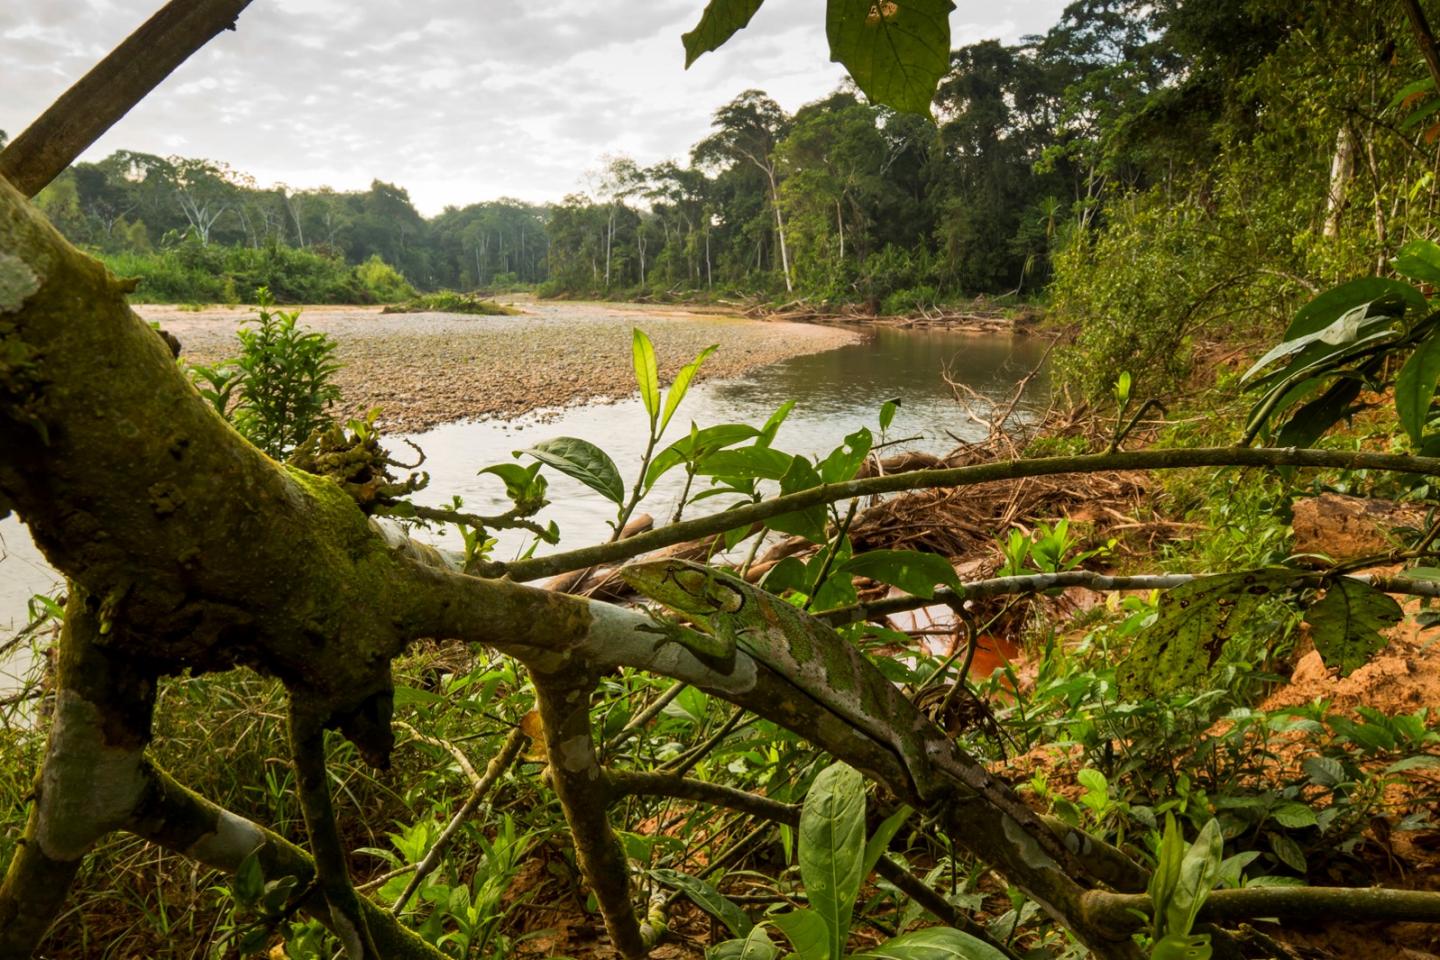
[2,1,1070,214]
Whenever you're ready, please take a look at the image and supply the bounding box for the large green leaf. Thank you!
[818,427,873,483]
[840,550,961,599]
[861,804,913,878]
[710,926,781,960]
[799,763,867,960]
[826,0,954,116]
[1304,577,1401,675]
[769,455,828,542]
[644,422,761,489]
[1394,239,1440,286]
[852,927,1011,960]
[650,868,752,937]
[1117,570,1296,700]
[1396,333,1440,446]
[1283,277,1425,340]
[517,437,625,505]
[681,0,766,68]
[661,343,718,434]
[772,908,831,960]
[696,445,795,482]
[633,328,660,426]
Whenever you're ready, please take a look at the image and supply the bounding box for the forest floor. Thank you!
[139,299,857,432]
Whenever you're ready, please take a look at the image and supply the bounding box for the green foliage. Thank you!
[190,289,342,457]
[709,762,1003,960]
[825,0,955,117]
[682,0,765,67]
[1146,816,1223,960]
[380,290,516,315]
[355,254,418,302]
[99,242,376,305]
[1117,570,1297,701]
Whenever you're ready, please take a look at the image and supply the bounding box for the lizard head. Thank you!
[620,559,745,619]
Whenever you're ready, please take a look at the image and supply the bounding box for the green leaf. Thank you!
[772,909,831,960]
[852,926,1012,960]
[759,400,796,447]
[695,445,795,482]
[1393,239,1440,285]
[1271,802,1319,830]
[646,423,761,489]
[1150,934,1212,960]
[517,437,625,505]
[1167,818,1223,938]
[840,550,960,599]
[825,0,955,116]
[1303,578,1401,675]
[1283,278,1425,341]
[681,0,766,68]
[769,456,828,542]
[879,397,901,432]
[1396,334,1440,446]
[232,851,264,905]
[479,462,545,504]
[861,805,913,879]
[710,926,780,960]
[1267,832,1307,874]
[1301,756,1347,787]
[650,868,752,937]
[1117,570,1296,700]
[1384,755,1440,774]
[818,427,873,483]
[1243,301,1398,383]
[662,344,718,434]
[633,328,660,427]
[799,762,867,960]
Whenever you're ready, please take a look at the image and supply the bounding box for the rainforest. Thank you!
[6,2,1440,960]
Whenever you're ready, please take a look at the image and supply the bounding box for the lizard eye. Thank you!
[706,582,744,613]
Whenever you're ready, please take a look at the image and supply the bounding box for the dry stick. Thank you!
[0,0,256,196]
[485,447,1440,582]
[389,726,528,915]
[288,702,380,960]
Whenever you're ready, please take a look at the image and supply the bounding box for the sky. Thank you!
[1,0,1070,215]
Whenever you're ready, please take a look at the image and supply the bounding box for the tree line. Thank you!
[0,1,1266,312]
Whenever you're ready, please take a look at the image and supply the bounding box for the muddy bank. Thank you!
[140,300,858,432]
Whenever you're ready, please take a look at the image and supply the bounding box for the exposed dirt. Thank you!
[137,299,858,433]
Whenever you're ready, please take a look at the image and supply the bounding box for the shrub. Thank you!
[380,291,518,316]
[355,254,417,302]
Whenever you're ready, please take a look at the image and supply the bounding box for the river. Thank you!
[0,321,1048,684]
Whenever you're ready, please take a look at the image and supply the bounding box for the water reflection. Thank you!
[394,328,1050,560]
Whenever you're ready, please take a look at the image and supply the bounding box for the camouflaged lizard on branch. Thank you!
[619,557,1086,876]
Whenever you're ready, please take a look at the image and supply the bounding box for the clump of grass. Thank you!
[381,291,518,316]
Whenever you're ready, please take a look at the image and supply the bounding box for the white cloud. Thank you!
[0,0,1069,214]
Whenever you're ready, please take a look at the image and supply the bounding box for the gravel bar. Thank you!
[138,299,859,432]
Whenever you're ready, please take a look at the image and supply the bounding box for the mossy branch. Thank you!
[486,446,1440,582]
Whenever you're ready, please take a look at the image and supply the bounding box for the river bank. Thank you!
[141,300,858,432]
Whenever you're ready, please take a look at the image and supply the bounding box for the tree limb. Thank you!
[487,446,1440,581]
[0,0,256,197]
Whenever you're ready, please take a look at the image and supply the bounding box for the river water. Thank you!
[0,323,1048,682]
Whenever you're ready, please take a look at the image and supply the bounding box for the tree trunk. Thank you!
[1324,124,1354,238]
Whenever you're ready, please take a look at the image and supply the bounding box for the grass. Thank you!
[381,291,519,316]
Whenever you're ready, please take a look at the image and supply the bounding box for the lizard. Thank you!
[619,557,1089,878]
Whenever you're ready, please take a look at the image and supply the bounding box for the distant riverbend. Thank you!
[140,299,859,432]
